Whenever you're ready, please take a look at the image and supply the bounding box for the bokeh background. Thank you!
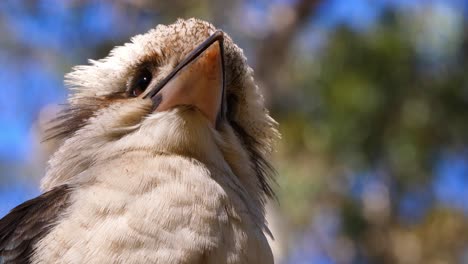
[1,0,468,263]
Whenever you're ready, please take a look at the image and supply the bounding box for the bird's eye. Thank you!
[130,69,153,97]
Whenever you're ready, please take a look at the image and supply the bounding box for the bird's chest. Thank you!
[33,154,272,264]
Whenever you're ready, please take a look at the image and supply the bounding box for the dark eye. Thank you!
[130,69,152,97]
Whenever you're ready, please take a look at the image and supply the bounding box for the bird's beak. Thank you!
[144,31,226,128]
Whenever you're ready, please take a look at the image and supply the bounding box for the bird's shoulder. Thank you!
[0,185,71,264]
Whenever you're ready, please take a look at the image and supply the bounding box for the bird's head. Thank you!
[42,18,279,204]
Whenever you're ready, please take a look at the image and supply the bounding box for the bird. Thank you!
[0,18,279,264]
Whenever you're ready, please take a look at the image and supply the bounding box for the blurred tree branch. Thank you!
[254,0,322,107]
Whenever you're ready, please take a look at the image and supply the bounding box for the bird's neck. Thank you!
[35,150,273,264]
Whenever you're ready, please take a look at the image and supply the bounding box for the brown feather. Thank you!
[44,93,128,142]
[230,120,277,199]
[0,185,72,264]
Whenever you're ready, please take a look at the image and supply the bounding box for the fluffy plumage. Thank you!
[0,18,279,264]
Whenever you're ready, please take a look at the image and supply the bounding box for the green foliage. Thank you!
[275,8,468,263]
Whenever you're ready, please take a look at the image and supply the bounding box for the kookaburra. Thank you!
[0,19,279,264]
